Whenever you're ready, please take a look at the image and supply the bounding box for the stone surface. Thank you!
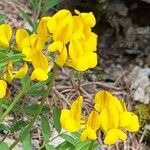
[128,66,150,104]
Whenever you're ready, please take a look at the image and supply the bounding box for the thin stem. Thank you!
[0,79,30,122]
[88,140,94,150]
[9,64,59,150]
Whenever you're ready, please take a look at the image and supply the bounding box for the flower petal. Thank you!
[0,80,7,99]
[104,129,127,145]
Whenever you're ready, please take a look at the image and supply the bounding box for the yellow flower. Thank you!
[74,10,96,27]
[0,80,7,99]
[48,41,67,67]
[31,51,51,81]
[4,61,28,82]
[3,61,14,83]
[47,9,74,44]
[0,24,12,48]
[47,9,97,71]
[104,129,127,145]
[60,96,83,132]
[15,28,30,51]
[14,62,28,79]
[94,90,139,145]
[31,68,48,81]
[80,110,100,141]
[119,100,139,132]
[37,17,51,43]
[94,90,123,113]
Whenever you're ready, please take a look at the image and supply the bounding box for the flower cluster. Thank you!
[47,9,97,71]
[0,9,97,99]
[60,90,139,145]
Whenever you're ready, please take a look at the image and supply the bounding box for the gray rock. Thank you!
[107,0,128,16]
[128,66,150,104]
[126,26,136,48]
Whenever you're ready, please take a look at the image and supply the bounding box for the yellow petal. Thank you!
[87,110,100,130]
[94,90,112,111]
[48,41,63,52]
[80,12,96,27]
[69,40,83,61]
[55,46,67,67]
[37,18,50,42]
[30,34,45,52]
[14,63,28,79]
[104,129,127,145]
[53,10,73,44]
[119,112,139,132]
[53,9,71,22]
[31,68,48,81]
[0,80,7,99]
[22,47,32,61]
[99,108,109,132]
[80,128,97,141]
[83,32,97,52]
[60,109,82,132]
[60,109,70,128]
[0,24,12,48]
[15,28,29,51]
[70,96,83,123]
[31,51,49,71]
[47,17,57,34]
[3,69,13,83]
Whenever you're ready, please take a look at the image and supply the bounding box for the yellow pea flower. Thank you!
[14,62,28,79]
[119,99,139,132]
[60,96,83,132]
[15,28,30,51]
[104,129,127,145]
[94,90,139,145]
[0,24,12,48]
[37,17,51,43]
[67,51,97,71]
[48,41,67,67]
[47,9,74,44]
[0,80,7,99]
[31,51,49,71]
[3,61,14,83]
[74,10,96,27]
[80,110,100,141]
[31,68,48,81]
[94,90,123,113]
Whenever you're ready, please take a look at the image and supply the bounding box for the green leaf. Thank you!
[45,144,55,150]
[46,0,62,11]
[21,128,32,150]
[53,106,61,133]
[60,134,76,146]
[0,142,9,150]
[0,124,10,132]
[56,141,75,150]
[20,73,30,88]
[0,53,25,69]
[21,11,34,31]
[11,120,29,132]
[41,114,51,141]
[29,0,39,10]
[0,14,6,23]
[22,104,50,115]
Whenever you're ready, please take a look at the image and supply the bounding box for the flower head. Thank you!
[60,96,83,132]
[0,24,12,48]
[0,80,7,99]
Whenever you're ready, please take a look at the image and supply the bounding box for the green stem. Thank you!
[0,79,30,122]
[9,64,59,150]
[88,141,94,150]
